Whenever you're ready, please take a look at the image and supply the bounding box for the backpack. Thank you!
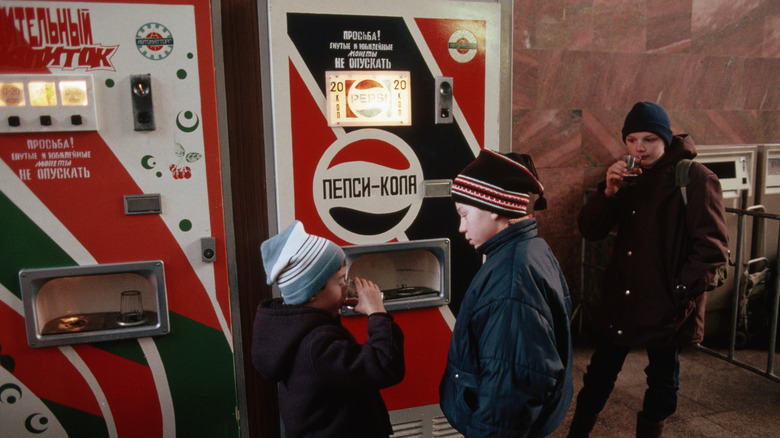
[675,158,728,291]
[675,159,694,205]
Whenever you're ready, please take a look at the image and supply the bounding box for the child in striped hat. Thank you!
[439,149,573,437]
[251,220,405,438]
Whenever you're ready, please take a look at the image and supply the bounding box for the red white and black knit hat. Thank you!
[451,149,546,218]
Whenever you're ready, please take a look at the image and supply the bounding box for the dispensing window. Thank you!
[341,238,450,315]
[20,260,169,348]
[696,149,754,199]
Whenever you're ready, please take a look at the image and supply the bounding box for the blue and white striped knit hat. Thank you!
[261,221,345,305]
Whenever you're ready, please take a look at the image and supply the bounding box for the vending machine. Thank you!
[259,0,510,433]
[0,1,238,437]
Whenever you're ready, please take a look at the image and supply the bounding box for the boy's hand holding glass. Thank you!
[344,276,385,315]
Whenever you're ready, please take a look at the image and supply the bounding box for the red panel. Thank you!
[342,307,452,410]
[0,303,101,416]
[289,60,343,243]
[0,132,222,331]
[414,18,487,148]
[75,344,163,438]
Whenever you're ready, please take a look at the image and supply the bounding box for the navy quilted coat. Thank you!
[440,218,573,437]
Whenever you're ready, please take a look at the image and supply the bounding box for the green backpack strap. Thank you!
[676,159,694,205]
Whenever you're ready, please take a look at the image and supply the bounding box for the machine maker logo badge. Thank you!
[448,29,478,63]
[314,130,424,243]
[136,23,174,60]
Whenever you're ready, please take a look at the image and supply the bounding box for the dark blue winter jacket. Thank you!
[440,218,573,437]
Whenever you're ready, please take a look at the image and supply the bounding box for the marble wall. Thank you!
[511,0,780,301]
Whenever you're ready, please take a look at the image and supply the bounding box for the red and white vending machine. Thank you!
[260,0,510,433]
[0,1,238,437]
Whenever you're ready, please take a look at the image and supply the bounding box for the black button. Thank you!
[8,116,21,127]
[40,115,52,126]
[71,114,83,125]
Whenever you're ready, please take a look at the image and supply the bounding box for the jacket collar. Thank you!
[476,216,538,256]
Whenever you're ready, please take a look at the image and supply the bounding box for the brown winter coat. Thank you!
[579,134,729,347]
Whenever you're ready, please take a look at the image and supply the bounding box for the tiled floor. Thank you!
[550,335,780,437]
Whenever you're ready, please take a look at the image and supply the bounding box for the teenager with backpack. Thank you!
[569,102,729,437]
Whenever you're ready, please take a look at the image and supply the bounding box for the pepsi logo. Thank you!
[346,79,390,118]
[314,129,423,243]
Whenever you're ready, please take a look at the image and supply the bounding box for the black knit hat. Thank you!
[622,101,673,147]
[451,150,546,218]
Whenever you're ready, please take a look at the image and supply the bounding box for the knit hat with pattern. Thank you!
[451,149,546,218]
[261,221,345,305]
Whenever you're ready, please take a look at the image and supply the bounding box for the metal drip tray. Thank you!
[383,286,439,301]
[41,311,157,335]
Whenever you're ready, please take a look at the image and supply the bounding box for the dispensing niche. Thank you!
[20,260,169,348]
[342,238,450,315]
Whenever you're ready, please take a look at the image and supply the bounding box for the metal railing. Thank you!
[696,206,780,383]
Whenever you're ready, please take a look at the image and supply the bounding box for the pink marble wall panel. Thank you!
[533,51,751,111]
[534,166,586,291]
[672,110,779,145]
[758,112,780,144]
[691,0,769,57]
[742,58,780,110]
[535,50,640,108]
[592,0,646,52]
[647,0,692,53]
[512,109,583,167]
[512,0,536,49]
[672,55,745,110]
[535,166,585,237]
[534,0,595,50]
[765,14,780,57]
[512,49,539,110]
[581,109,626,166]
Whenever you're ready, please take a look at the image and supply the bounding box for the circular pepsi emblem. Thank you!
[313,129,424,243]
[448,30,478,63]
[136,23,174,60]
[347,79,391,119]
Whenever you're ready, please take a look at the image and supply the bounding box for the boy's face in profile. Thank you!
[455,202,501,249]
[308,262,348,316]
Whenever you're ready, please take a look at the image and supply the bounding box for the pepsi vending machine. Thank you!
[261,0,510,432]
[0,1,239,437]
